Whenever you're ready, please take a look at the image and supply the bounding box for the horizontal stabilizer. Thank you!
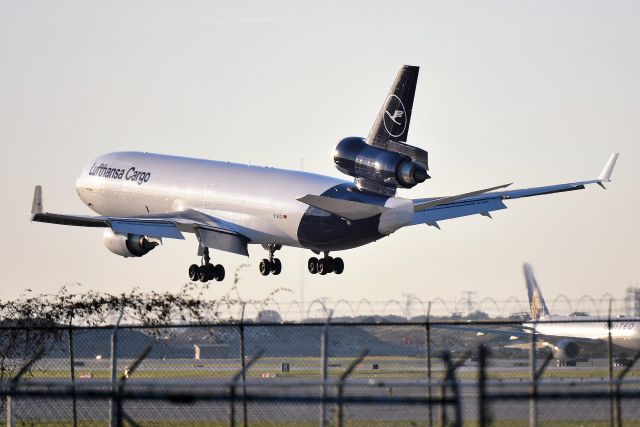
[297,195,388,220]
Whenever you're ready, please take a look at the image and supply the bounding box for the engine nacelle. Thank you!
[551,339,580,361]
[334,137,429,195]
[103,229,159,258]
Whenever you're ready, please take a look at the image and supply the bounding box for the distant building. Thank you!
[509,312,531,321]
[625,288,640,317]
[194,344,230,359]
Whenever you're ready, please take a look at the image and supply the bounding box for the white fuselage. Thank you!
[75,152,348,248]
[526,316,640,351]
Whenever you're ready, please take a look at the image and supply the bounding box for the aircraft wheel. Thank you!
[318,259,328,275]
[324,257,335,273]
[188,264,200,281]
[271,258,282,275]
[197,265,209,282]
[333,257,344,274]
[204,264,216,281]
[259,259,271,276]
[214,264,225,282]
[308,257,318,274]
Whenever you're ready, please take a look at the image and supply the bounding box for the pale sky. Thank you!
[0,0,638,311]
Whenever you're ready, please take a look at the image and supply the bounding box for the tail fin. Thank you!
[368,65,419,145]
[366,65,428,169]
[524,263,550,320]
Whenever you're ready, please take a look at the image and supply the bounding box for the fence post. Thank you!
[6,396,14,427]
[68,319,78,427]
[529,327,537,427]
[229,350,264,427]
[335,349,369,427]
[320,310,333,427]
[441,350,466,427]
[7,348,45,427]
[478,344,490,427]
[607,300,614,427]
[239,304,248,427]
[425,302,433,427]
[615,349,640,427]
[110,308,125,427]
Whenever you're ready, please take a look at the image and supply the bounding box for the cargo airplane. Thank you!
[31,66,619,282]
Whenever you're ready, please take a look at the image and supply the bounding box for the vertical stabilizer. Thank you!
[524,263,550,320]
[367,65,420,149]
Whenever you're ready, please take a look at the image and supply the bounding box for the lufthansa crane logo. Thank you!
[382,95,407,138]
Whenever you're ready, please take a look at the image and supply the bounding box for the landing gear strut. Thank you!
[308,252,344,275]
[188,247,225,283]
[259,244,282,276]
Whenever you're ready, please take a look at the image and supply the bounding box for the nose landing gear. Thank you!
[259,244,282,276]
[308,252,344,275]
[188,247,225,283]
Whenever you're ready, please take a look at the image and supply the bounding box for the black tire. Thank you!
[271,258,282,275]
[308,257,318,274]
[318,259,328,275]
[259,259,271,276]
[188,264,199,281]
[324,257,335,273]
[333,257,344,274]
[197,266,208,282]
[204,264,216,281]
[214,264,225,282]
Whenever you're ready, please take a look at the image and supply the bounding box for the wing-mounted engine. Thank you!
[550,339,581,361]
[103,229,160,258]
[334,65,429,196]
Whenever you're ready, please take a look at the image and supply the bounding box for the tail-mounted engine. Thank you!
[334,65,429,196]
[334,137,429,195]
[103,229,159,258]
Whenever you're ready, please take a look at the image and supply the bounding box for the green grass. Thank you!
[25,365,640,381]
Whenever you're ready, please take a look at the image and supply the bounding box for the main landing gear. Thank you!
[259,244,282,276]
[188,247,225,283]
[308,252,344,275]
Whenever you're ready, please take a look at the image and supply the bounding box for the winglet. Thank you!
[31,185,43,217]
[597,153,619,188]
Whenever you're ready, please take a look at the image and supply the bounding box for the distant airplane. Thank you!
[31,65,618,282]
[470,264,640,367]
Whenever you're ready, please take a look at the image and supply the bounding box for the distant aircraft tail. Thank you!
[524,263,550,320]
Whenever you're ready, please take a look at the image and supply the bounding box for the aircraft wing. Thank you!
[412,153,619,227]
[30,186,250,256]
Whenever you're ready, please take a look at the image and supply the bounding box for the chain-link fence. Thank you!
[1,317,640,426]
